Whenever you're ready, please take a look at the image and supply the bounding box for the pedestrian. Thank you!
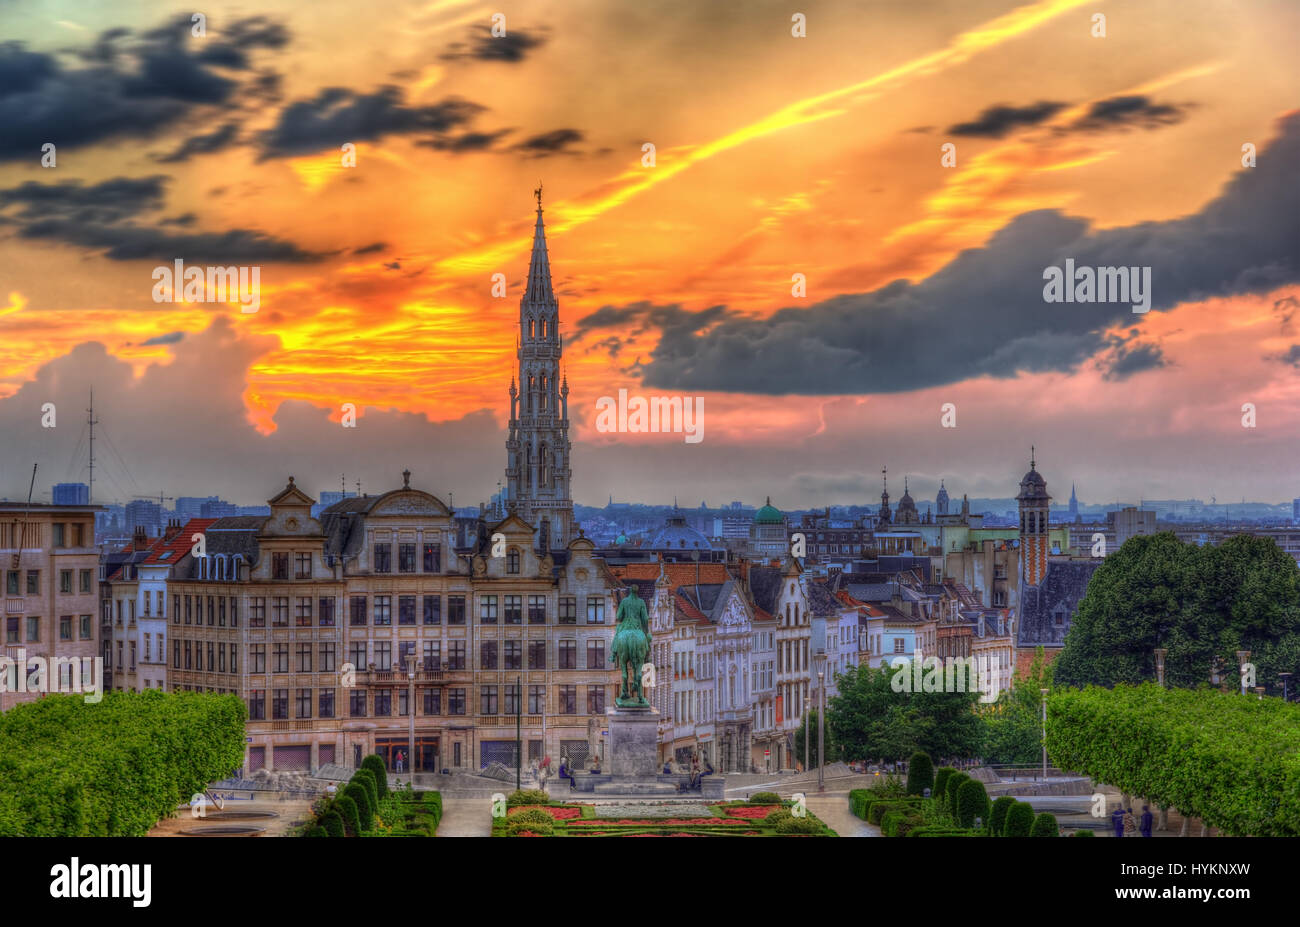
[1122,807,1138,837]
[559,759,575,790]
[1111,806,1125,838]
[1140,805,1153,838]
[395,750,404,774]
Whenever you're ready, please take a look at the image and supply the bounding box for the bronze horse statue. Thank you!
[610,586,651,708]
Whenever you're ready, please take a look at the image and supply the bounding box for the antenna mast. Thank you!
[87,388,99,503]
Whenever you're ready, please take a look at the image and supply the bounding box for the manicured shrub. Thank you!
[305,825,328,837]
[344,783,373,831]
[0,691,246,837]
[776,815,824,835]
[1030,812,1059,837]
[865,798,922,825]
[881,810,923,837]
[990,796,1017,836]
[849,789,872,819]
[320,810,345,838]
[422,791,443,827]
[764,805,794,827]
[933,766,956,800]
[350,769,379,811]
[956,779,990,829]
[748,791,782,804]
[1073,828,1094,837]
[334,795,360,836]
[946,772,971,819]
[906,752,934,796]
[506,789,550,807]
[507,817,553,836]
[509,808,555,827]
[361,754,390,798]
[907,826,977,837]
[1003,801,1035,837]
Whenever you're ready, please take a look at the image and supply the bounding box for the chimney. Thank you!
[133,525,146,547]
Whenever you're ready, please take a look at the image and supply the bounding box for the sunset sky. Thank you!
[1,0,1298,509]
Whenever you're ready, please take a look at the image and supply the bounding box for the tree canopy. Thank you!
[826,663,983,762]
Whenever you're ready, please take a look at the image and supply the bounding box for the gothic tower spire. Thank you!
[505,189,574,550]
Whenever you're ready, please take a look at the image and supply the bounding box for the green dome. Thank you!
[754,496,784,524]
[616,534,629,545]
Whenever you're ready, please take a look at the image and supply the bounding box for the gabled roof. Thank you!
[143,518,217,565]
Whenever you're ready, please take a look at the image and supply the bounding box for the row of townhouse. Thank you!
[102,476,621,775]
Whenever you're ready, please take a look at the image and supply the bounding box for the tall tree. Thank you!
[826,663,983,762]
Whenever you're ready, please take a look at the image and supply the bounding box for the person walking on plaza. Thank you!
[1111,806,1125,838]
[395,750,404,774]
[1122,807,1138,837]
[1140,805,1153,838]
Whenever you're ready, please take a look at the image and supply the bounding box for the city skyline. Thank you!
[2,0,1299,507]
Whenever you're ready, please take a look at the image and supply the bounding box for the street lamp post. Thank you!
[1153,648,1167,687]
[1040,688,1048,781]
[406,656,416,787]
[515,674,522,792]
[1280,672,1292,702]
[817,665,825,793]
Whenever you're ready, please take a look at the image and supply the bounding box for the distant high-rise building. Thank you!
[1293,498,1300,523]
[200,499,238,518]
[124,499,163,537]
[1069,483,1079,520]
[52,482,89,505]
[176,496,220,519]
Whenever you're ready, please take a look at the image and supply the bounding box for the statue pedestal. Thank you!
[606,707,660,779]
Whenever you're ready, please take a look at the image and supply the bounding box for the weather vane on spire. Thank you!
[534,183,543,209]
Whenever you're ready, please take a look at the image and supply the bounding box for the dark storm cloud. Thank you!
[948,101,1066,137]
[1279,345,1300,368]
[627,112,1300,396]
[0,176,167,222]
[141,331,185,346]
[154,122,240,162]
[352,242,387,255]
[0,16,288,162]
[256,86,484,159]
[1101,341,1167,381]
[440,27,547,63]
[0,174,326,262]
[510,128,584,157]
[419,129,513,152]
[1070,95,1190,132]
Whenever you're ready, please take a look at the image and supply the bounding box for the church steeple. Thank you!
[505,188,573,551]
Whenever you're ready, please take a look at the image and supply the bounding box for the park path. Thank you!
[807,794,880,836]
[435,795,492,836]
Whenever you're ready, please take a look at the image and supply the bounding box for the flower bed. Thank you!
[491,800,835,837]
[508,805,583,820]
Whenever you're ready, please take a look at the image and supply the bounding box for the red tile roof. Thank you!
[143,518,217,565]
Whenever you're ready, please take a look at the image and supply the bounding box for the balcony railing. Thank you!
[357,668,471,685]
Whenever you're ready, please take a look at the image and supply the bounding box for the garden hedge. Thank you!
[933,767,955,800]
[906,752,934,796]
[0,691,245,836]
[1003,801,1034,837]
[1030,812,1058,837]
[1047,683,1300,836]
[956,779,990,829]
[335,795,360,835]
[344,783,373,831]
[361,754,390,798]
[350,769,379,811]
[989,796,1017,835]
[946,772,970,819]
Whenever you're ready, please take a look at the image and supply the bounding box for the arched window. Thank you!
[507,548,521,574]
[529,319,535,338]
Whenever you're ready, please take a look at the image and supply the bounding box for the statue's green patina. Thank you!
[610,586,651,708]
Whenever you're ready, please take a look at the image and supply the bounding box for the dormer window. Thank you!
[507,547,521,574]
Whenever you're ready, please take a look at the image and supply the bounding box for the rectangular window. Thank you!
[504,595,522,625]
[398,595,416,626]
[398,688,409,717]
[422,688,441,715]
[558,639,577,669]
[272,552,289,580]
[173,594,181,622]
[587,685,605,714]
[448,688,466,715]
[251,644,266,674]
[350,596,367,626]
[80,569,93,594]
[528,685,544,714]
[26,571,39,595]
[204,642,212,671]
[319,597,335,627]
[479,595,497,624]
[398,641,416,670]
[319,642,336,673]
[272,597,289,628]
[528,640,546,670]
[505,684,520,716]
[59,615,72,640]
[53,524,65,547]
[295,597,312,627]
[375,641,392,672]
[230,596,238,627]
[79,614,91,639]
[218,596,226,627]
[272,689,289,720]
[587,639,605,669]
[295,552,311,579]
[249,690,265,721]
[217,643,225,673]
[59,570,73,594]
[296,688,312,719]
[558,685,577,714]
[250,597,266,628]
[374,595,392,626]
[26,616,39,642]
[528,595,546,624]
[559,596,577,624]
[350,690,367,718]
[319,689,335,719]
[184,595,191,624]
[504,640,522,670]
[172,639,180,668]
[398,543,415,573]
[230,643,238,674]
[423,543,441,573]
[373,543,391,573]
[447,641,465,671]
[349,641,367,670]
[423,640,441,670]
[184,640,191,669]
[480,641,498,669]
[273,643,289,674]
[5,572,17,595]
[204,595,212,626]
[586,597,605,625]
[480,685,497,715]
[423,595,440,625]
[296,642,312,673]
[448,595,466,625]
